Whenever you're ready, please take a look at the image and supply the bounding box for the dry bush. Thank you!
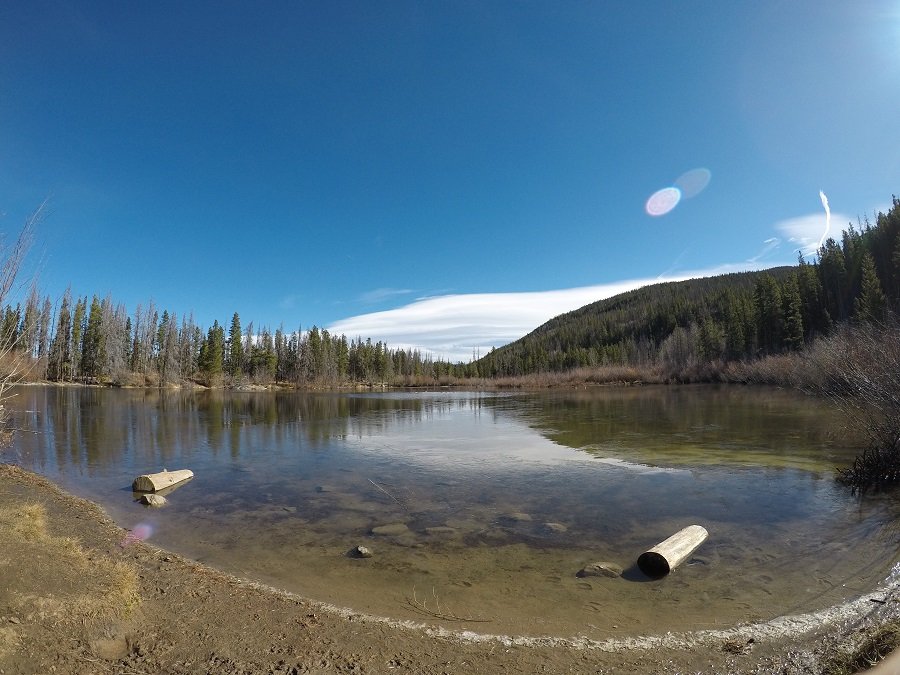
[719,353,806,387]
[802,317,900,490]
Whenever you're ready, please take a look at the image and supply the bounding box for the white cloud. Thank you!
[774,210,851,257]
[328,262,777,363]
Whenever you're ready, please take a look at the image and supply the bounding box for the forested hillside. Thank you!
[476,196,899,378]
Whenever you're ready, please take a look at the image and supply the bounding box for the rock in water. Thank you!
[371,523,410,536]
[577,562,622,578]
[139,494,167,508]
[424,526,458,536]
[351,545,373,558]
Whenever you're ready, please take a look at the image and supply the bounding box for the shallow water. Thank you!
[7,385,900,638]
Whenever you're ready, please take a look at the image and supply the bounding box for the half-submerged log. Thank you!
[637,525,708,578]
[132,469,193,493]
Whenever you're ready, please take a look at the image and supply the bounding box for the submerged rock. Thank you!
[371,523,410,536]
[577,562,622,578]
[425,526,458,536]
[350,545,373,559]
[500,512,532,523]
[541,522,568,534]
[139,494,167,508]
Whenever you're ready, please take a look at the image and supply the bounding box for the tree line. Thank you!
[0,291,478,387]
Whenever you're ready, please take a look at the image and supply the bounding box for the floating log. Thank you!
[132,469,193,493]
[637,525,708,577]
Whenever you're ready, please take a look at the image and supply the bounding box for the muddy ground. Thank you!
[1,463,897,674]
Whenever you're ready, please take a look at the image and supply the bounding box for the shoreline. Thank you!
[3,463,899,673]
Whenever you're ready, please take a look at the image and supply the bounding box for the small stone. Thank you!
[500,512,532,523]
[542,522,568,534]
[139,494,167,507]
[8,616,20,624]
[352,545,373,559]
[371,523,410,536]
[577,562,623,578]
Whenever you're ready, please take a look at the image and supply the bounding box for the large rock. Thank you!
[577,561,622,578]
[139,494,167,507]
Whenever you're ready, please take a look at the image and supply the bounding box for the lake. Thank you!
[6,384,899,639]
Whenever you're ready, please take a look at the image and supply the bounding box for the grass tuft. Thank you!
[823,620,900,674]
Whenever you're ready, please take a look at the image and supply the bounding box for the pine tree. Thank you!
[227,312,243,378]
[81,296,104,379]
[47,290,72,381]
[199,321,225,383]
[781,274,804,351]
[797,256,830,339]
[855,252,887,323]
[71,297,87,378]
[754,274,783,354]
[818,238,849,322]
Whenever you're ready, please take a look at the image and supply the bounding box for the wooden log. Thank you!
[637,525,708,577]
[132,469,193,493]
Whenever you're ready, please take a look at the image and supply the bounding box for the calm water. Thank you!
[6,385,900,638]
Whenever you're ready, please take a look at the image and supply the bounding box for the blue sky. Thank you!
[2,1,898,361]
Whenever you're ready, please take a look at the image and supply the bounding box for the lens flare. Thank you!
[645,187,682,216]
[674,168,711,198]
[121,522,154,547]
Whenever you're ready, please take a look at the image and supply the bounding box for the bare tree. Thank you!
[0,202,41,445]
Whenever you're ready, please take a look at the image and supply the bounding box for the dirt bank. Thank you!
[1,463,897,674]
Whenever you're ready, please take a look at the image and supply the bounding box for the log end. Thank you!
[132,475,155,492]
[637,551,671,578]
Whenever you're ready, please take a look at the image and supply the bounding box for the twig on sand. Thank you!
[405,586,491,623]
[368,479,407,512]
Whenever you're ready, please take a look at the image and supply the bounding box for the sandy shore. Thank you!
[1,463,898,674]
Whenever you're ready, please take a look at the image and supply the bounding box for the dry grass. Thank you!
[6,502,49,540]
[0,502,140,620]
[822,620,900,674]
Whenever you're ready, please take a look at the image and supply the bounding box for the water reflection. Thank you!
[6,385,898,637]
